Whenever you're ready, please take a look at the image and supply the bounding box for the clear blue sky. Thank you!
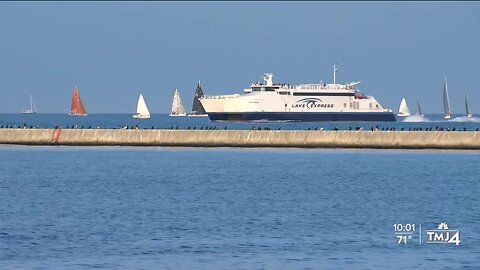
[0,2,479,113]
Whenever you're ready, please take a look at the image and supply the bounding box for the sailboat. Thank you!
[22,95,37,114]
[465,93,473,118]
[188,81,208,117]
[132,94,150,119]
[69,85,88,116]
[397,98,411,116]
[417,100,424,117]
[170,89,187,117]
[443,78,452,120]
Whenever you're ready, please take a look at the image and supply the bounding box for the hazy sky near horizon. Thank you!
[0,2,479,114]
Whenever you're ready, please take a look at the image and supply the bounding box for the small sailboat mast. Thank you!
[397,98,411,116]
[22,95,37,114]
[443,78,452,119]
[133,94,150,119]
[417,100,424,117]
[465,93,472,118]
[69,85,88,116]
[29,95,33,112]
[170,89,186,116]
[32,95,38,113]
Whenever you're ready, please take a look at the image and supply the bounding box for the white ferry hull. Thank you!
[200,93,396,122]
[206,112,396,122]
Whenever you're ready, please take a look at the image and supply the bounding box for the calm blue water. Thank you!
[0,147,479,269]
[1,113,480,131]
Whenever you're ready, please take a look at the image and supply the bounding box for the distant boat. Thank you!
[443,78,452,119]
[22,95,37,114]
[170,89,187,117]
[132,94,150,119]
[417,100,424,117]
[188,81,208,117]
[69,85,87,116]
[465,93,473,118]
[397,98,411,116]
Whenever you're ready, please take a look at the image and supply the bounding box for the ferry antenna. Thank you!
[333,64,338,85]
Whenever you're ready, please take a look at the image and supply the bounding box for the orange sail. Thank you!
[69,85,88,116]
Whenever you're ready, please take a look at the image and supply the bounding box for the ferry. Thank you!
[199,66,396,122]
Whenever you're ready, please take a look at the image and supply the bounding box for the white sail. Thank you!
[22,95,37,114]
[397,98,411,116]
[133,94,150,119]
[465,93,472,118]
[170,89,187,116]
[32,95,38,113]
[443,78,452,119]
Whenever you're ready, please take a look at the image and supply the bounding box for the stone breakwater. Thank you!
[0,128,480,149]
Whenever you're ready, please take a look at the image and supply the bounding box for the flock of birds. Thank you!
[1,124,480,132]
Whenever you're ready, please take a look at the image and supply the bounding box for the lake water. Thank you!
[1,146,479,269]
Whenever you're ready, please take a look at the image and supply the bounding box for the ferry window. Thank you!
[344,103,347,108]
[376,105,379,108]
[369,103,372,108]
[293,92,354,96]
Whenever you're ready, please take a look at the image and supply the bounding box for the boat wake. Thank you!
[402,115,431,122]
[449,116,480,123]
[250,119,299,123]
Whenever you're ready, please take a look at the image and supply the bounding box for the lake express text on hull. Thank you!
[200,67,396,122]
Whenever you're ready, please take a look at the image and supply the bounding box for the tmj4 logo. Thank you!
[426,223,461,245]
